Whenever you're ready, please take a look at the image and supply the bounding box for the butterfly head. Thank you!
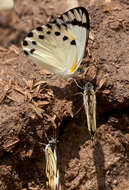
[84,82,94,93]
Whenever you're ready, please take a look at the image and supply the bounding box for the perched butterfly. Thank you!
[44,139,61,190]
[22,7,90,77]
[73,80,96,142]
[83,82,96,141]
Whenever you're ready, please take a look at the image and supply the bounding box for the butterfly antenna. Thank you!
[73,92,83,97]
[39,142,46,147]
[69,78,83,90]
[72,78,84,90]
[53,126,57,141]
[44,129,49,142]
[38,126,47,151]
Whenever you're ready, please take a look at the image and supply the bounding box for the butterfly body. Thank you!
[22,7,90,77]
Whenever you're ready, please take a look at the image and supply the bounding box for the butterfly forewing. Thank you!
[53,7,90,70]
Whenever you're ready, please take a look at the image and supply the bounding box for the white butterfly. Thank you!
[22,7,90,77]
[45,139,61,190]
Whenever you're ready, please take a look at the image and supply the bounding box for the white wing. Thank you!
[52,7,90,71]
[22,7,90,76]
[22,23,77,76]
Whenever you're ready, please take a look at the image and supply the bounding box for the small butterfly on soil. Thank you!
[74,80,96,142]
[44,138,61,190]
[83,82,96,142]
[22,7,90,77]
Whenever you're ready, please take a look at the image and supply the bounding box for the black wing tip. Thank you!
[49,6,90,30]
[76,7,90,30]
[64,6,90,30]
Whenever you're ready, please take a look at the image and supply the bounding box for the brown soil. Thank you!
[0,0,129,190]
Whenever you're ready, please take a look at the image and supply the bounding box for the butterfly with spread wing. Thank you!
[22,7,90,77]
